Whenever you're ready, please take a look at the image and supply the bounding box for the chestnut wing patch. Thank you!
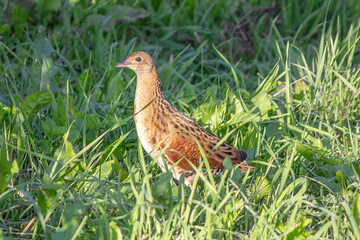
[158,131,223,170]
[156,112,252,172]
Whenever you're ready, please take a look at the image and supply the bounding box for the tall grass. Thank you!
[0,0,359,239]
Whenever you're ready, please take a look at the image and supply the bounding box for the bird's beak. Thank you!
[115,59,132,68]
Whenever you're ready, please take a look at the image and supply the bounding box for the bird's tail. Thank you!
[237,150,247,161]
[235,150,254,173]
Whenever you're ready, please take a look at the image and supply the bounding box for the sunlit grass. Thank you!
[0,0,360,239]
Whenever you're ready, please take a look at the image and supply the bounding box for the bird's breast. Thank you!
[134,106,157,154]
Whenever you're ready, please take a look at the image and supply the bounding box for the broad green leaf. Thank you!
[293,80,311,101]
[11,160,19,175]
[51,203,85,240]
[292,140,335,164]
[152,172,172,199]
[42,0,61,12]
[35,0,61,18]
[41,116,66,139]
[12,6,28,24]
[194,101,226,127]
[21,91,52,120]
[222,157,234,170]
[0,23,10,34]
[86,114,101,131]
[313,176,341,193]
[265,122,281,138]
[65,135,76,162]
[39,140,53,155]
[224,153,249,185]
[94,160,112,180]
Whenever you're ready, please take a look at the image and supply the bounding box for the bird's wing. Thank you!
[157,120,251,172]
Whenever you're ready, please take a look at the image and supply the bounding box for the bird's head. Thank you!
[115,51,155,73]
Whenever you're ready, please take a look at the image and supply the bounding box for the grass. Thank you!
[0,0,360,239]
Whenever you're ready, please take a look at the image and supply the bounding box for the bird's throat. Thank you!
[134,71,162,118]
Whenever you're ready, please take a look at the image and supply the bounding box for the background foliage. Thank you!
[0,0,360,239]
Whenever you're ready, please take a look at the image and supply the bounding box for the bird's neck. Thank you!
[134,69,163,115]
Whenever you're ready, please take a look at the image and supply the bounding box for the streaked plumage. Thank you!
[116,51,253,187]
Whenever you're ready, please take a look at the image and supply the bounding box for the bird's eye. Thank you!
[135,57,142,62]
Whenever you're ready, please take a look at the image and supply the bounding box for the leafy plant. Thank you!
[0,0,360,239]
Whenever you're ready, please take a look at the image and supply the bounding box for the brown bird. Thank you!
[116,51,253,187]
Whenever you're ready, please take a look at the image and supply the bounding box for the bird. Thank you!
[116,51,253,187]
